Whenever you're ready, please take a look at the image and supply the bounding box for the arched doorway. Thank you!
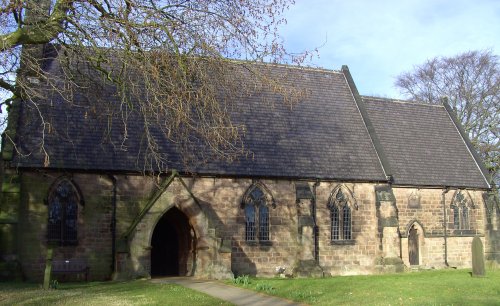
[408,224,419,266]
[151,207,193,277]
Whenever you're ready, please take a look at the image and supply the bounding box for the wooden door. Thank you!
[408,225,419,265]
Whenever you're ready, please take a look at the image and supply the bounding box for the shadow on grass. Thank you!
[1,279,232,306]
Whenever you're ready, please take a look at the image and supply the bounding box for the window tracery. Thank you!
[47,179,82,245]
[328,186,356,242]
[242,183,274,242]
[450,190,473,230]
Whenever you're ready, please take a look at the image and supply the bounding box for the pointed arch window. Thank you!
[328,185,358,244]
[328,187,356,242]
[47,179,83,245]
[242,183,275,242]
[450,191,473,230]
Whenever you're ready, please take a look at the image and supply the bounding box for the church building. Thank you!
[0,47,498,281]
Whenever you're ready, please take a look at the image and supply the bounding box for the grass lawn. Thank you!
[229,269,500,305]
[2,270,499,306]
[0,279,231,306]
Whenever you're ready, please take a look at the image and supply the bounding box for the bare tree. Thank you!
[0,0,308,171]
[395,50,499,187]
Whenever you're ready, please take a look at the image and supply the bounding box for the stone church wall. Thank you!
[17,172,116,281]
[315,183,380,275]
[394,188,485,269]
[10,171,491,281]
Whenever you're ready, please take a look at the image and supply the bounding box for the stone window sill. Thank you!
[330,239,355,245]
[245,240,273,246]
[450,229,477,237]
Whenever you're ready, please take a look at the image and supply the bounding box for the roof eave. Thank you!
[442,98,492,189]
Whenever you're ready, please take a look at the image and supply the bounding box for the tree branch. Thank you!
[0,0,73,52]
[0,76,18,95]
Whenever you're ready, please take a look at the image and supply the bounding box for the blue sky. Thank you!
[280,0,500,98]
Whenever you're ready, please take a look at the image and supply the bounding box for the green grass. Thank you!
[0,279,232,305]
[230,269,500,305]
[3,270,499,305]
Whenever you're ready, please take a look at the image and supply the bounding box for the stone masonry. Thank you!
[5,170,497,281]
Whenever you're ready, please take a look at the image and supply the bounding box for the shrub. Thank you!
[232,275,251,285]
[255,282,275,293]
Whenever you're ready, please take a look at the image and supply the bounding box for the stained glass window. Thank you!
[243,184,271,242]
[47,180,80,245]
[461,206,469,230]
[451,191,472,231]
[245,204,256,241]
[452,205,460,229]
[343,206,351,240]
[331,206,339,240]
[328,189,353,241]
[259,205,269,241]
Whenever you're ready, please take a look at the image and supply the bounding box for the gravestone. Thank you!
[471,236,485,277]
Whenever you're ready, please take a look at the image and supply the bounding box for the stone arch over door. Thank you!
[128,188,213,278]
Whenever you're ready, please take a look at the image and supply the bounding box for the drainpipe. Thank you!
[312,180,320,263]
[108,175,117,275]
[442,187,450,267]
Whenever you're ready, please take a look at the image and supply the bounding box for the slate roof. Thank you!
[12,56,386,182]
[363,97,490,189]
[10,49,490,189]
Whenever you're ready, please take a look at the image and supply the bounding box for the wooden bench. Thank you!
[51,259,89,281]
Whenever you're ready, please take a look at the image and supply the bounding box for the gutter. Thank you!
[15,166,390,185]
[312,180,320,263]
[442,187,450,266]
[108,174,117,275]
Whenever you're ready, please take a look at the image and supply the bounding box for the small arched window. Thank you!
[242,183,274,242]
[47,179,82,245]
[328,186,356,242]
[450,190,473,230]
